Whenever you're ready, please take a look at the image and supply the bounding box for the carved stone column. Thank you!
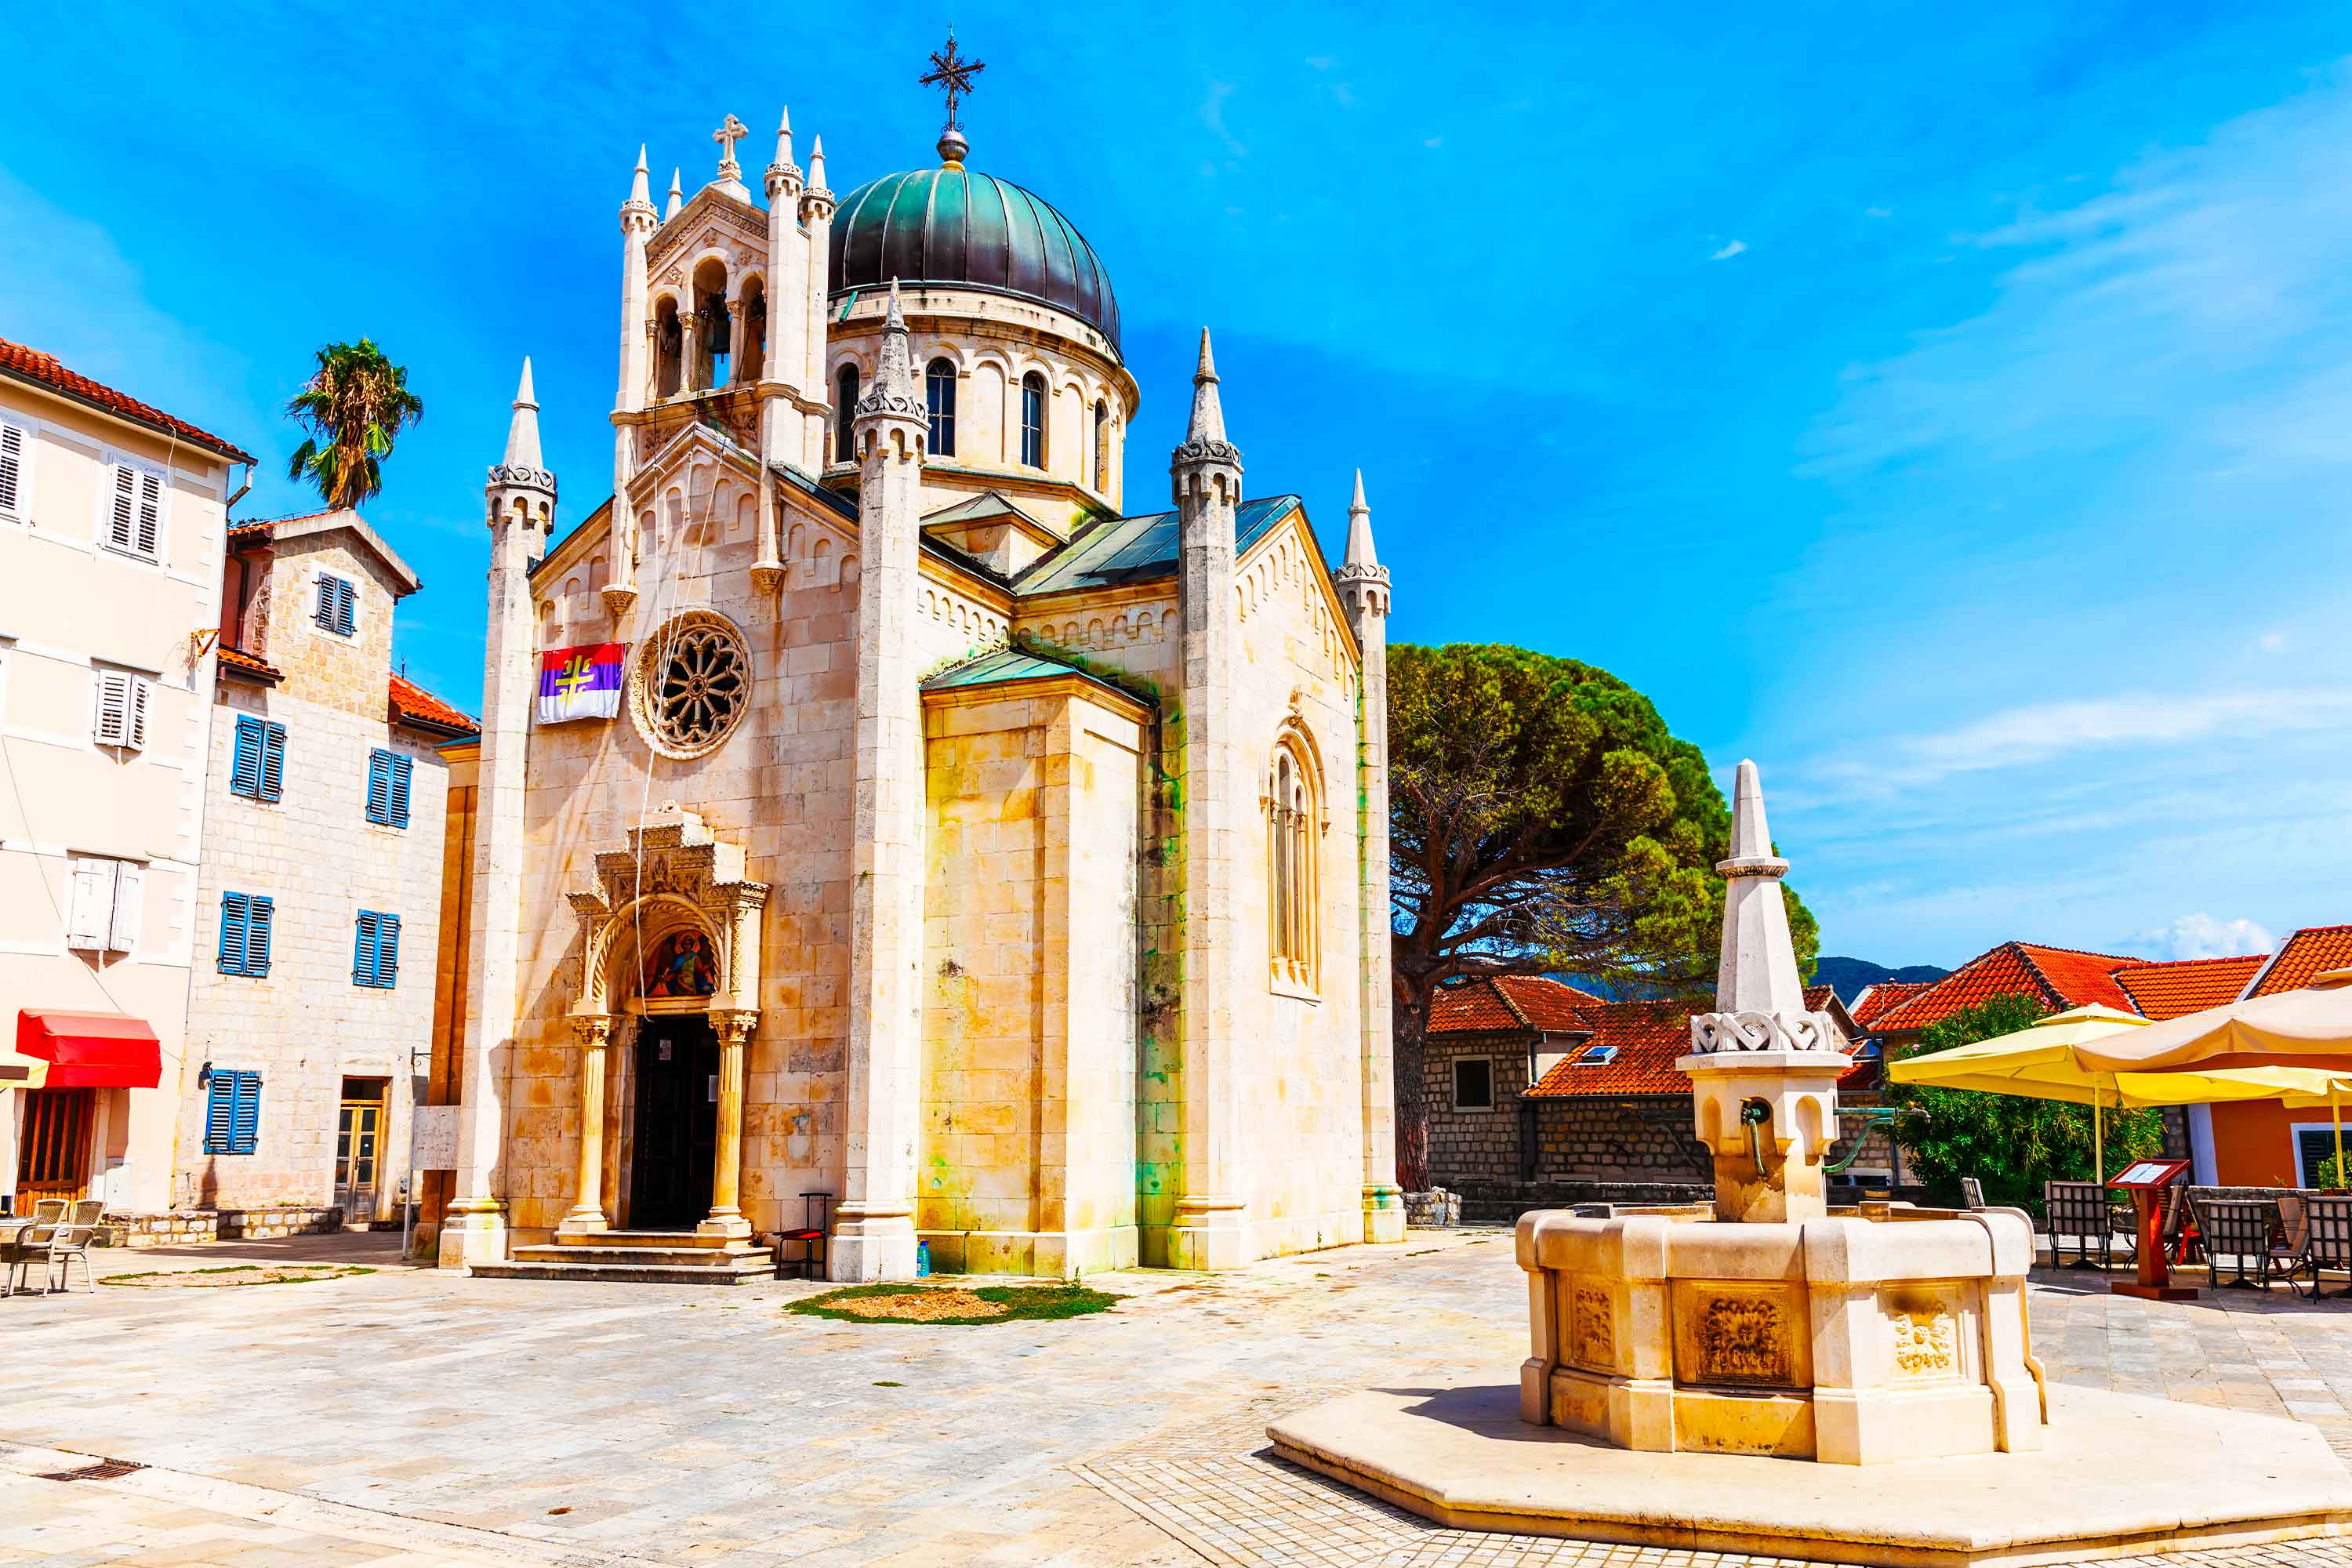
[700,1008,757,1239]
[561,1014,616,1234]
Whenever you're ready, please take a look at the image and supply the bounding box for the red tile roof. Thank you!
[1427,975,1603,1036]
[1850,979,1938,1031]
[1871,943,2138,1035]
[2112,955,2265,1020]
[388,672,479,736]
[2252,925,2352,996]
[1528,1000,1697,1097]
[0,337,254,463]
[215,644,281,682]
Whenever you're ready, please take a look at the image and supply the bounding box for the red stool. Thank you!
[776,1191,833,1280]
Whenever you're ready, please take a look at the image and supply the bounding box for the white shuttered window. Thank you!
[0,418,27,521]
[65,856,143,953]
[103,462,163,561]
[93,670,151,750]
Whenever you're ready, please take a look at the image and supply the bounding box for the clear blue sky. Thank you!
[7,3,2350,968]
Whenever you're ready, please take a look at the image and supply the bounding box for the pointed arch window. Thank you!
[1092,399,1109,492]
[834,365,859,464]
[1020,372,1047,469]
[926,358,958,458]
[1266,732,1321,992]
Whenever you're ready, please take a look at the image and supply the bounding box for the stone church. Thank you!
[434,92,1404,1281]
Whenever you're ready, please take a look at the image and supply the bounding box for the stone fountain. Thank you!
[1269,763,2352,1564]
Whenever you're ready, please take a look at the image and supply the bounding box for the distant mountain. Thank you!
[1813,956,1951,1004]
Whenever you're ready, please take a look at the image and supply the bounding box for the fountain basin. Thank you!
[1517,1204,2042,1465]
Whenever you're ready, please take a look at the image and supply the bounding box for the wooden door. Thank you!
[16,1088,93,1208]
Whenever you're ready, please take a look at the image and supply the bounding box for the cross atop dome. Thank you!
[920,27,985,166]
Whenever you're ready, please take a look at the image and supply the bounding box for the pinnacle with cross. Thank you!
[920,27,985,130]
[712,113,750,180]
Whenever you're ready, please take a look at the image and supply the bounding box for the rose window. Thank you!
[634,613,750,757]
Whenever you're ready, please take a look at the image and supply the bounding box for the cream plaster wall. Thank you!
[0,382,235,1214]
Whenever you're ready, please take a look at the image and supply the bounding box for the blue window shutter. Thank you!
[230,1072,260,1155]
[231,717,263,798]
[378,913,400,987]
[389,753,412,828]
[366,751,392,824]
[354,910,379,986]
[259,722,285,803]
[217,893,249,975]
[314,576,333,629]
[337,577,356,636]
[246,896,273,976]
[204,1074,234,1152]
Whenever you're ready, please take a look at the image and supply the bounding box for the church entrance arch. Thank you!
[628,1014,718,1230]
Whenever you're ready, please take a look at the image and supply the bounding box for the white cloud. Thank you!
[1423,136,1444,150]
[1865,205,1893,219]
[1817,688,2352,790]
[1200,81,1247,158]
[2259,630,2288,653]
[2139,913,2274,960]
[1709,239,1748,262]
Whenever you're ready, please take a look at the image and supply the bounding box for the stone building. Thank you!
[176,510,477,1222]
[1421,975,1864,1218]
[432,97,1403,1281]
[0,337,253,1215]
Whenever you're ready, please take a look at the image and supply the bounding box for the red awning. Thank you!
[16,1010,162,1089]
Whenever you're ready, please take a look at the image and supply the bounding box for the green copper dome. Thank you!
[830,164,1121,353]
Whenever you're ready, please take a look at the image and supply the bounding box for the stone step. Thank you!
[552,1228,747,1250]
[510,1243,767,1269]
[470,1254,773,1285]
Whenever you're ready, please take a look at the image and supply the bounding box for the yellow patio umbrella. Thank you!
[0,1036,48,1096]
[2276,1071,2352,1186]
[1887,1002,2347,1178]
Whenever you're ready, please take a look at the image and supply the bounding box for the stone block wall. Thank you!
[179,531,450,1219]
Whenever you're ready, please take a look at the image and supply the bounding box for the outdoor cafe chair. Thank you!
[775,1191,832,1281]
[2045,1180,2134,1271]
[0,1200,66,1299]
[1961,1177,1987,1210]
[2288,1195,2352,1301]
[2196,1196,2288,1290]
[10,1199,101,1297]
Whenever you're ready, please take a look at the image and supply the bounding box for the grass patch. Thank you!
[787,1282,1116,1326]
[101,1264,374,1289]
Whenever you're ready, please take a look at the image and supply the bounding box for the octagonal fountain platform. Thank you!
[1271,764,2352,1566]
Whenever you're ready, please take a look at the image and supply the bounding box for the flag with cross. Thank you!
[536,643,626,725]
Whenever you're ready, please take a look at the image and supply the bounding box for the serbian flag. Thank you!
[537,644,625,725]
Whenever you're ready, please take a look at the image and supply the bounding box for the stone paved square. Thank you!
[2,1230,2348,1566]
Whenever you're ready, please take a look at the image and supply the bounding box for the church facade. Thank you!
[434,100,1404,1280]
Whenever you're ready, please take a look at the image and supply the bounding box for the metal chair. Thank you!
[13,1200,102,1297]
[2288,1196,2352,1301]
[1961,1177,1987,1211]
[775,1191,833,1281]
[2045,1180,2133,1270]
[0,1201,66,1299]
[2196,1196,2285,1290]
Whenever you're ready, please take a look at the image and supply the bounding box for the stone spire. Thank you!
[1340,470,1385,583]
[665,168,684,220]
[502,358,543,471]
[1709,760,1809,1022]
[855,281,925,422]
[626,145,653,215]
[1177,328,1237,461]
[768,108,797,185]
[806,136,829,198]
[1337,466,1402,1245]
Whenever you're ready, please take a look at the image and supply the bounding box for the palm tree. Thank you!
[285,339,424,510]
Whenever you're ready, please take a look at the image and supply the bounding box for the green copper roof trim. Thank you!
[920,645,1158,709]
[1011,495,1302,597]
